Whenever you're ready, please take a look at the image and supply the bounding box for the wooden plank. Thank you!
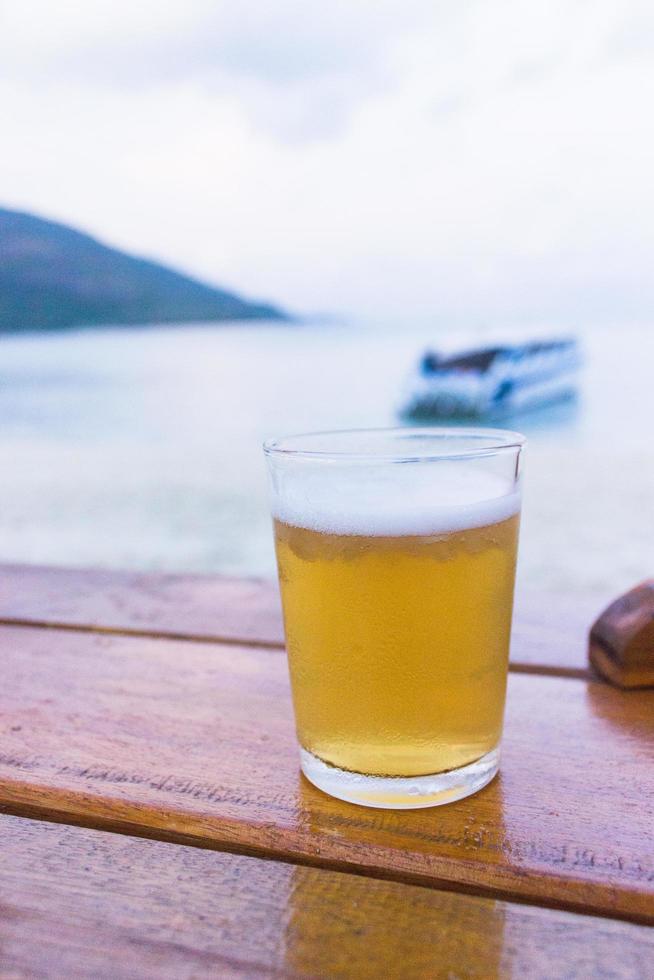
[0,562,609,674]
[3,815,652,980]
[1,625,653,924]
[510,586,608,677]
[0,563,285,648]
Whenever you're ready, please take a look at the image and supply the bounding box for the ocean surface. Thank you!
[1,319,652,598]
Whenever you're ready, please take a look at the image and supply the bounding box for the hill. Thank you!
[0,208,287,331]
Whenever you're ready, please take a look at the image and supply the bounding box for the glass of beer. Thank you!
[264,428,525,809]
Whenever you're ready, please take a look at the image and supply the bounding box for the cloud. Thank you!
[601,1,654,63]
[0,0,440,140]
[504,57,563,89]
[0,0,653,319]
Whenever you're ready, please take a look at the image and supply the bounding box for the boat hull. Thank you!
[401,367,579,420]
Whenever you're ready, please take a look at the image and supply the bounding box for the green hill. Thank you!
[0,207,287,331]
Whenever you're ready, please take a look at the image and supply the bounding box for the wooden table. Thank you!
[1,564,653,978]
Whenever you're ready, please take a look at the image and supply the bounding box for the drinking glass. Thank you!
[264,427,525,809]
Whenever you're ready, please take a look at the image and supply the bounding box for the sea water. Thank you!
[0,318,651,597]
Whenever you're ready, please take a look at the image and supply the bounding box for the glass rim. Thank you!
[263,426,526,463]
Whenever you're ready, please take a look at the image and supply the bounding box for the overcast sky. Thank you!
[2,0,653,321]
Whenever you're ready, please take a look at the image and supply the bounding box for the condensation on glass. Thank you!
[264,428,525,809]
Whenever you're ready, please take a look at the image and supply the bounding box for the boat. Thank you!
[399,339,581,420]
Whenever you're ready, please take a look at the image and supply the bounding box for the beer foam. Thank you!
[271,469,520,537]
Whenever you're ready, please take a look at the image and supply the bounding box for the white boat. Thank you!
[400,339,581,419]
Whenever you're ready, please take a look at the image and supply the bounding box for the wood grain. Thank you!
[0,563,285,648]
[3,814,652,980]
[1,624,653,924]
[0,562,609,675]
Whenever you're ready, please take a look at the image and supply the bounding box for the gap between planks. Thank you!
[0,616,286,651]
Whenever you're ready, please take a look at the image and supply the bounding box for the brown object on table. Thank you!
[1,563,654,976]
[589,580,654,688]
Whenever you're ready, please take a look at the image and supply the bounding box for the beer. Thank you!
[273,485,520,779]
[265,426,524,807]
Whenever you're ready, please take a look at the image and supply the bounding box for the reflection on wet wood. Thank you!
[2,814,652,980]
[1,624,653,923]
